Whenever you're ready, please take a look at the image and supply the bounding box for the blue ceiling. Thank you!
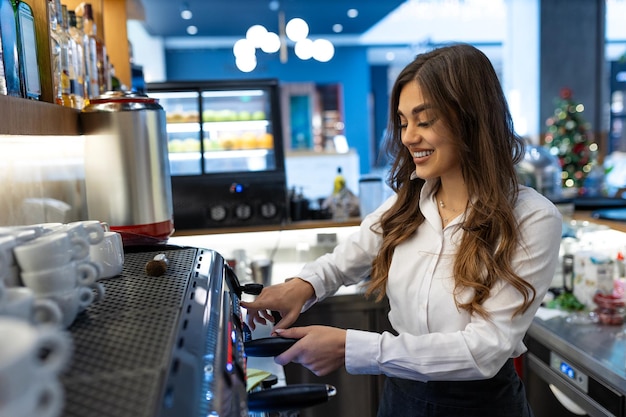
[140,0,406,38]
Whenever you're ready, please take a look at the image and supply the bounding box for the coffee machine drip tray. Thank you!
[60,245,247,417]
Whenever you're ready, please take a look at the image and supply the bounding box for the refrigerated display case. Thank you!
[146,79,288,230]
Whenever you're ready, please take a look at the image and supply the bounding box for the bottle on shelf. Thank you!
[68,9,92,104]
[0,33,5,95]
[49,0,74,106]
[61,5,83,109]
[14,0,40,100]
[0,0,22,97]
[82,3,107,96]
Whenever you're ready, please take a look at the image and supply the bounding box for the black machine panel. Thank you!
[171,173,288,229]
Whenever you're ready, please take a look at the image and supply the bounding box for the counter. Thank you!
[529,311,626,393]
[526,309,626,416]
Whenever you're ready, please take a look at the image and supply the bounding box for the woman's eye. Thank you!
[399,123,408,129]
[417,119,436,128]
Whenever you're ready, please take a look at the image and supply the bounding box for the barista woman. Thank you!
[242,43,562,416]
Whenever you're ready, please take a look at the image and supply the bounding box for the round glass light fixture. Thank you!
[312,39,334,62]
[332,23,343,33]
[261,32,281,53]
[186,25,198,35]
[233,38,255,58]
[286,18,309,42]
[236,55,257,72]
[294,39,314,60]
[246,25,268,48]
[180,9,192,20]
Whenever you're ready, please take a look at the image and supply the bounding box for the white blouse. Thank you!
[296,180,562,382]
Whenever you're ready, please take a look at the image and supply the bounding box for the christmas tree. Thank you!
[544,88,597,193]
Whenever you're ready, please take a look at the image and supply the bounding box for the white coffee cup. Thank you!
[44,286,95,328]
[62,220,105,245]
[0,223,62,239]
[21,260,99,295]
[90,231,124,279]
[0,287,63,327]
[0,376,63,417]
[13,231,90,272]
[0,318,71,404]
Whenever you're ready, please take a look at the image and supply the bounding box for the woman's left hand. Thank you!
[273,325,347,377]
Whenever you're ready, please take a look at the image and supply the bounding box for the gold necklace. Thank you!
[438,199,461,224]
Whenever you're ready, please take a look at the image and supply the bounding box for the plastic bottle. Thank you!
[331,167,348,221]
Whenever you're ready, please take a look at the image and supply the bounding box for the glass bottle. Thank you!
[0,33,5,95]
[48,0,61,103]
[60,5,83,109]
[67,10,86,109]
[14,0,40,100]
[71,11,94,103]
[0,0,22,96]
[82,3,106,95]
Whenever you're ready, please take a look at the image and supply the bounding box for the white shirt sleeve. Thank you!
[297,196,395,310]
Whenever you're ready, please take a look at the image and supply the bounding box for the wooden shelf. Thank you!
[0,95,79,136]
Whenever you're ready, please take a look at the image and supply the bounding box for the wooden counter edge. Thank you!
[172,218,362,236]
[571,210,626,233]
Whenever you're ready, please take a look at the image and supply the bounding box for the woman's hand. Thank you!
[273,326,347,377]
[240,278,315,330]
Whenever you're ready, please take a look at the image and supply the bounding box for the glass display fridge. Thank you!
[146,79,288,230]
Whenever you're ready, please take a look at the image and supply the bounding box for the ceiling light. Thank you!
[233,39,255,58]
[246,25,268,48]
[234,13,335,71]
[294,39,314,60]
[260,32,281,53]
[236,55,257,73]
[269,0,280,11]
[332,24,343,33]
[347,8,358,18]
[285,18,309,42]
[312,39,334,62]
[180,2,192,19]
[186,25,198,35]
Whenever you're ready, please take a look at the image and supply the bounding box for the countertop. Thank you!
[529,308,626,394]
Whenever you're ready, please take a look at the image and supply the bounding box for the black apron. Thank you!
[377,359,534,417]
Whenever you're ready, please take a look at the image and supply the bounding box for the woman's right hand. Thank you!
[240,278,315,330]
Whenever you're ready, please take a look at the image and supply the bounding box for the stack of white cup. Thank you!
[11,221,108,328]
[0,317,72,417]
[0,234,62,328]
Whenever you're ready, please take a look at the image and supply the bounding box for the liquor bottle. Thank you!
[61,4,83,109]
[82,3,106,95]
[0,0,22,96]
[71,10,95,103]
[0,32,6,95]
[48,0,61,103]
[67,9,86,109]
[14,0,40,100]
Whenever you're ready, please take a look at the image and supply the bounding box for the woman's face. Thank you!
[398,81,463,183]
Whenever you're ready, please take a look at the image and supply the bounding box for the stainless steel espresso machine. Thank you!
[59,245,335,416]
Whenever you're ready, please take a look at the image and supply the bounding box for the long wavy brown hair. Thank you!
[366,43,532,318]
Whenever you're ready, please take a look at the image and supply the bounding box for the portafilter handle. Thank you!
[247,384,337,413]
[244,336,297,357]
